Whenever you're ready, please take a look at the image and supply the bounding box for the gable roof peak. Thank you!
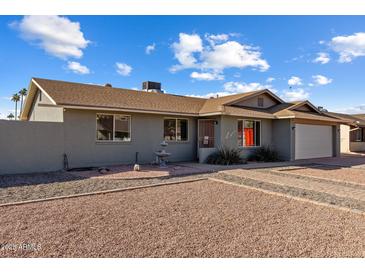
[222,88,284,106]
[286,100,321,114]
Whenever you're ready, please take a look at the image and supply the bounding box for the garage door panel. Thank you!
[295,124,333,160]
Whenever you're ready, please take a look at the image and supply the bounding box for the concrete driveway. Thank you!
[297,153,365,169]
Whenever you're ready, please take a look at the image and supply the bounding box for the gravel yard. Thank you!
[0,171,207,205]
[276,165,365,185]
[218,166,365,212]
[1,180,364,258]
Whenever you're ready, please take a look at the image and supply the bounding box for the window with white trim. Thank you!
[238,120,261,147]
[96,114,131,141]
[164,118,188,141]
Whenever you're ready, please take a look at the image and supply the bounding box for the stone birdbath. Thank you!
[155,140,171,168]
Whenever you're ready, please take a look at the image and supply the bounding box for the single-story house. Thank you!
[16,77,345,170]
[327,112,365,153]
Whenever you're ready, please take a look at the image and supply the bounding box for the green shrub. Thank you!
[206,146,245,165]
[248,146,280,162]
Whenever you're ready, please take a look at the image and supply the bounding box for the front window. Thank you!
[96,114,131,141]
[164,118,188,141]
[351,127,364,142]
[114,115,131,141]
[258,97,264,107]
[238,120,261,147]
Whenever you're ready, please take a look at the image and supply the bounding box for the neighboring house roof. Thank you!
[354,114,365,120]
[327,112,365,126]
[20,77,344,124]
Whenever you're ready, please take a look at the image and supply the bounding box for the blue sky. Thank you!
[1,15,365,118]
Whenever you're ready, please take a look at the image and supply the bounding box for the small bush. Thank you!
[206,146,245,165]
[248,146,280,162]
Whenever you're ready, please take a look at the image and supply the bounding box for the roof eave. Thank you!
[61,104,200,117]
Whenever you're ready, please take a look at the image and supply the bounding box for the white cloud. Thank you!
[170,33,269,75]
[145,43,156,54]
[11,15,89,59]
[330,32,365,63]
[187,81,272,98]
[312,75,332,85]
[313,52,330,64]
[201,41,269,72]
[187,91,234,98]
[282,88,309,102]
[116,62,132,76]
[170,33,203,72]
[190,71,224,81]
[266,77,275,83]
[206,33,229,44]
[223,81,269,93]
[288,76,302,86]
[67,61,90,74]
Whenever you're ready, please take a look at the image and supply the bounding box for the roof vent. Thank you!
[104,83,112,88]
[142,81,163,93]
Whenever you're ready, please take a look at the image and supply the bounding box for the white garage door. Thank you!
[295,124,333,160]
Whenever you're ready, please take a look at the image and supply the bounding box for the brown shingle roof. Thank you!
[272,107,343,122]
[289,111,344,122]
[28,78,344,123]
[33,78,277,118]
[33,78,206,115]
[223,106,275,119]
[267,103,294,113]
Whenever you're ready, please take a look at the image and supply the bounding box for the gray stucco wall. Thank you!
[334,124,341,157]
[1,110,198,174]
[28,89,63,122]
[63,109,197,168]
[219,115,273,159]
[272,119,293,161]
[0,120,64,175]
[350,142,365,152]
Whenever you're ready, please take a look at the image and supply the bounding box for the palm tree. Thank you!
[7,113,14,120]
[11,93,20,120]
[19,88,27,115]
